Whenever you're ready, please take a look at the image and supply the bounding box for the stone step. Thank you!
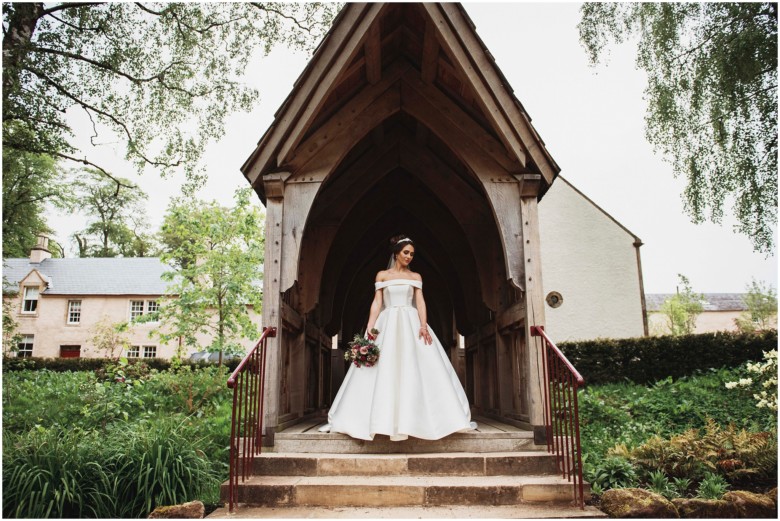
[221,474,589,507]
[207,503,607,518]
[270,430,540,454]
[244,451,561,477]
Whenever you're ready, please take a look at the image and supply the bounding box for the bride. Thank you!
[319,235,477,441]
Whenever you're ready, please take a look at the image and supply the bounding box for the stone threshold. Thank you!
[207,503,607,518]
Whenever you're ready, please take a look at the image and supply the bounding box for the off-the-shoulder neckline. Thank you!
[375,278,421,284]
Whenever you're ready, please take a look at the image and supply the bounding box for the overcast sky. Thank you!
[49,2,777,294]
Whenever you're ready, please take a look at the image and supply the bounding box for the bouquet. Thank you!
[345,328,380,367]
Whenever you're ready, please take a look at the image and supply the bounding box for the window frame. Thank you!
[67,300,82,324]
[129,300,160,322]
[17,334,34,357]
[142,345,157,359]
[21,286,39,314]
[127,345,140,358]
[129,300,145,321]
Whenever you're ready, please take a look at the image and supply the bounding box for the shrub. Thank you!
[2,419,221,518]
[672,477,693,497]
[726,349,778,413]
[647,470,679,499]
[627,420,777,485]
[2,365,235,518]
[587,456,638,490]
[579,365,774,467]
[142,364,229,416]
[560,329,776,385]
[696,472,729,500]
[2,355,241,373]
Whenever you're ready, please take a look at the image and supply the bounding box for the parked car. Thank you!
[188,351,243,363]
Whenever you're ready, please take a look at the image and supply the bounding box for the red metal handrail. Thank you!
[531,325,586,509]
[226,326,277,512]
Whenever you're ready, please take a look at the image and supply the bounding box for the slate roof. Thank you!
[3,257,172,295]
[646,293,748,312]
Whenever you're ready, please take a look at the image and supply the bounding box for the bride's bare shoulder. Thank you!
[375,270,389,282]
[411,271,423,282]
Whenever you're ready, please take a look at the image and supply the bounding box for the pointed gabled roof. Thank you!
[242,2,559,203]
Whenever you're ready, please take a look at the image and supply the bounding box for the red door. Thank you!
[60,345,81,358]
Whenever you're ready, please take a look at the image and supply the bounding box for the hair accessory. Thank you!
[396,238,412,245]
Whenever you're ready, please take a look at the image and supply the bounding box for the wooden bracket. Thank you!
[515,173,542,198]
[263,172,291,200]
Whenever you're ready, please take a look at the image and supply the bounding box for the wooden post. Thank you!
[261,172,290,446]
[518,173,548,442]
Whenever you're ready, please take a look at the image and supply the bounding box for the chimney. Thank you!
[30,234,52,263]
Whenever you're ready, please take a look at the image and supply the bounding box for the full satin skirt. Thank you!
[322,305,476,441]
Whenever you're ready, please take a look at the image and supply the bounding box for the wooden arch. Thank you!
[243,3,561,441]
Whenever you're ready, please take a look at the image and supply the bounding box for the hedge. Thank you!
[2,356,241,373]
[559,329,777,386]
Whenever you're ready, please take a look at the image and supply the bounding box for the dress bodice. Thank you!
[375,279,422,308]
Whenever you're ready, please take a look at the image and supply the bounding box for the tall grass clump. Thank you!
[3,418,222,518]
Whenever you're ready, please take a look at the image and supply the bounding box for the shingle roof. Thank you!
[3,257,172,295]
[646,293,748,312]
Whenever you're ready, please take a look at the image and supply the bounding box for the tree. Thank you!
[72,168,156,257]
[2,2,338,190]
[2,282,22,355]
[659,274,704,336]
[2,123,73,258]
[579,3,777,254]
[148,188,264,365]
[89,316,131,360]
[735,279,778,333]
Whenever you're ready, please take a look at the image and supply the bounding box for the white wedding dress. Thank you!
[319,279,477,441]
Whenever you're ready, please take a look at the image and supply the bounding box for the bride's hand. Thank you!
[419,326,432,345]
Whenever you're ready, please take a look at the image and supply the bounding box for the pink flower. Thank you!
[360,346,368,354]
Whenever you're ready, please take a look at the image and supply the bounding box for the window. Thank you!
[129,300,159,321]
[17,334,33,357]
[22,287,39,313]
[129,300,145,320]
[128,345,156,358]
[67,300,82,324]
[60,345,81,358]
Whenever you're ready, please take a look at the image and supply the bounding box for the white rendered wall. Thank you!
[538,177,646,343]
[5,292,262,360]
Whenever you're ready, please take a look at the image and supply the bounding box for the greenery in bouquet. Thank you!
[346,329,380,367]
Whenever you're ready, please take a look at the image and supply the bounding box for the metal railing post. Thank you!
[226,327,277,512]
[531,325,586,508]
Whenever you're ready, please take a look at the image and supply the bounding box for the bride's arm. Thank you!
[366,288,383,334]
[414,287,433,345]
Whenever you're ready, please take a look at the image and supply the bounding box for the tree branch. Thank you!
[134,3,245,35]
[249,3,315,33]
[39,3,106,17]
[14,145,135,190]
[45,12,103,32]
[31,46,194,85]
[26,66,185,169]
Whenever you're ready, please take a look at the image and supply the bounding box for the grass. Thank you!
[2,365,233,518]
